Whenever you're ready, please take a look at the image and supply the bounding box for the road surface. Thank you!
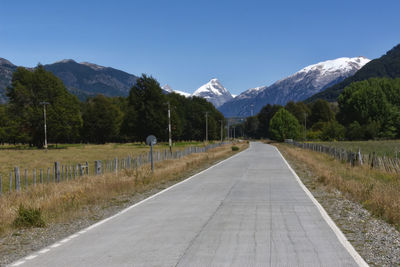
[12,142,365,267]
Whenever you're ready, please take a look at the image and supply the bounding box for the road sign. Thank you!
[146,135,157,146]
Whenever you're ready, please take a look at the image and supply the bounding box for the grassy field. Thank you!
[276,143,400,231]
[0,141,205,191]
[310,140,400,158]
[0,141,248,235]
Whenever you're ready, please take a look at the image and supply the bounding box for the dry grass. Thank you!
[0,142,204,192]
[275,143,400,230]
[0,142,248,236]
[0,142,205,175]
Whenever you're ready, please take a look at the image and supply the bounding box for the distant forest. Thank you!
[243,78,400,142]
[0,66,225,147]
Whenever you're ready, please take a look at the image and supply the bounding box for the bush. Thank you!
[13,204,45,228]
[231,146,239,151]
[320,120,345,141]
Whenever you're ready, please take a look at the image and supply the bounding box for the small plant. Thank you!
[13,204,45,228]
[231,146,239,151]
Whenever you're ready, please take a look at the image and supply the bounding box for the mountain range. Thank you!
[306,44,400,102]
[0,55,373,116]
[0,59,138,103]
[218,57,370,117]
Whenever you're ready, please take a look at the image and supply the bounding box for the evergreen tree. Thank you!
[82,95,123,143]
[122,74,168,141]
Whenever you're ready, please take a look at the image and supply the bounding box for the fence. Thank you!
[0,142,231,196]
[289,141,400,174]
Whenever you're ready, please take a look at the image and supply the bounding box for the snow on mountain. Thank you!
[193,78,233,107]
[161,84,191,97]
[81,62,106,70]
[218,56,370,117]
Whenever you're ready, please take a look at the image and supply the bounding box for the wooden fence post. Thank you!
[9,172,12,193]
[15,167,20,191]
[55,162,61,183]
[24,169,28,191]
[114,158,118,173]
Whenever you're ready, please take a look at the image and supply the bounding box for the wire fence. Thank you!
[0,142,231,196]
[289,141,400,174]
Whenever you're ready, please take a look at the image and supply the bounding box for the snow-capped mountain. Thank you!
[161,84,191,97]
[218,56,370,117]
[193,78,233,107]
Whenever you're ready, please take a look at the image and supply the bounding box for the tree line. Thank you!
[0,66,225,147]
[244,77,400,142]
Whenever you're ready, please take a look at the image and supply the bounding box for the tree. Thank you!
[244,116,259,138]
[6,66,82,146]
[285,101,310,126]
[308,99,334,126]
[269,108,300,141]
[82,95,123,143]
[338,78,400,139]
[256,104,282,138]
[122,74,168,141]
[320,120,345,141]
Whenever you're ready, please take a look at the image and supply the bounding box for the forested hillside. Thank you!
[307,44,400,102]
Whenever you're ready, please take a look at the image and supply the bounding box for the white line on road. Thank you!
[9,145,248,266]
[274,146,369,267]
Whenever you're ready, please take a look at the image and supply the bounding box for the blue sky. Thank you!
[1,0,399,95]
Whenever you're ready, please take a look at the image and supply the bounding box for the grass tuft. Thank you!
[13,204,45,228]
[231,146,239,151]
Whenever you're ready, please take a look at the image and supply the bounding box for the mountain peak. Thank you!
[193,78,233,107]
[162,84,191,98]
[55,59,76,64]
[0,58,15,66]
[300,56,370,75]
[161,84,173,92]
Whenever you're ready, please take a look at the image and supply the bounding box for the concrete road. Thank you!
[12,142,365,267]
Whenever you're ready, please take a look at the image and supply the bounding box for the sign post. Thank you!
[146,135,157,172]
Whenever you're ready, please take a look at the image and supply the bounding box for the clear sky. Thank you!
[1,0,400,95]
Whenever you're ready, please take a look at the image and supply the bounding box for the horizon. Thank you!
[1,0,399,95]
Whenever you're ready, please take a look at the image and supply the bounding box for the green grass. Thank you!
[310,140,400,158]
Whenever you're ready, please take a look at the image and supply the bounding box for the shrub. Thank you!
[231,146,239,151]
[320,120,345,141]
[13,204,45,228]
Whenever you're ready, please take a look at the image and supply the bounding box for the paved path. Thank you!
[13,142,364,267]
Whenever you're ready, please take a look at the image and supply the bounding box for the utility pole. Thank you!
[304,112,307,141]
[219,120,223,142]
[205,112,209,142]
[233,126,236,139]
[40,102,49,152]
[167,102,172,153]
[227,119,230,139]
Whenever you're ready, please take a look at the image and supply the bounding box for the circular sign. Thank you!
[146,135,157,146]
